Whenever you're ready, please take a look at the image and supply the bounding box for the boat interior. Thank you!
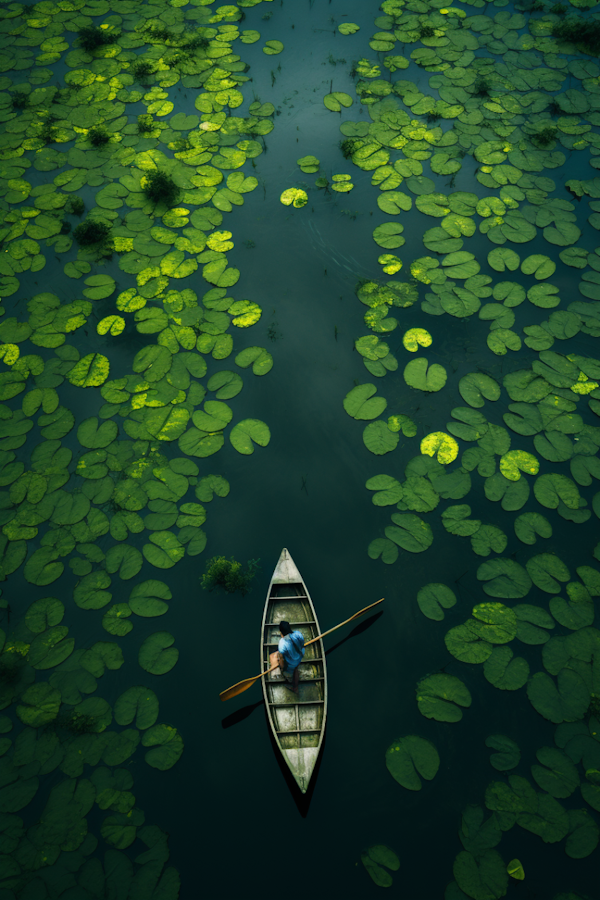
[263,582,326,756]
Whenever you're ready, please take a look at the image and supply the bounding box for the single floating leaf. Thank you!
[416,673,471,723]
[417,583,456,621]
[361,845,400,888]
[486,735,521,771]
[385,735,440,791]
[138,632,179,675]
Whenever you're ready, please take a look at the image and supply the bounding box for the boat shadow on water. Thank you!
[324,611,383,658]
[221,699,264,730]
[265,709,326,818]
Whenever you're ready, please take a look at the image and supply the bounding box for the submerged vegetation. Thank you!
[200,557,260,596]
[552,16,600,53]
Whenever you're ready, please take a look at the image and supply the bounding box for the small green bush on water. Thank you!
[39,120,57,143]
[88,127,110,146]
[11,93,28,109]
[552,17,600,53]
[473,77,491,97]
[73,219,111,247]
[201,556,260,596]
[535,126,556,146]
[137,114,155,134]
[143,169,181,207]
[179,32,210,54]
[340,138,359,159]
[132,59,155,81]
[78,25,120,51]
[0,655,20,686]
[143,24,172,42]
[53,712,97,735]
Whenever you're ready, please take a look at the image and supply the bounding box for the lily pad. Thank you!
[514,513,552,545]
[486,735,521,771]
[459,373,500,408]
[229,419,270,455]
[417,583,456,621]
[114,686,159,730]
[416,673,471,722]
[531,747,579,798]
[142,723,184,771]
[16,683,60,728]
[527,670,590,723]
[385,735,440,790]
[386,514,433,553]
[363,421,399,455]
[138,632,178,675]
[343,384,387,420]
[477,559,532,599]
[404,358,447,392]
[367,537,398,565]
[129,580,171,618]
[453,850,508,900]
[361,845,400,888]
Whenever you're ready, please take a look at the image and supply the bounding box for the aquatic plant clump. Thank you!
[143,170,181,207]
[64,196,85,216]
[73,219,112,247]
[88,127,110,147]
[552,17,600,53]
[200,557,260,596]
[131,59,156,81]
[77,25,121,51]
[136,114,155,134]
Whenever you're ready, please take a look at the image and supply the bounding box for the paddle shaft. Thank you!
[304,597,384,646]
[219,597,384,701]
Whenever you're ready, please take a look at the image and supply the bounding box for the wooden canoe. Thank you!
[261,548,327,794]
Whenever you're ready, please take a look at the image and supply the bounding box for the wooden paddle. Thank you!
[219,597,384,702]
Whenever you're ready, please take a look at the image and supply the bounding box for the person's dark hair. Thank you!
[279,621,292,635]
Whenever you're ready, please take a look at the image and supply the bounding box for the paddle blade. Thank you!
[219,674,260,703]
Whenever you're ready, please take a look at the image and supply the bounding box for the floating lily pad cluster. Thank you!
[0,0,277,892]
[345,1,600,896]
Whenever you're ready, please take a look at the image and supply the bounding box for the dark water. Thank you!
[1,0,600,899]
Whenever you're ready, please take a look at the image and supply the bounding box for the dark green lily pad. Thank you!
[486,735,521,771]
[416,674,471,722]
[417,583,456,621]
[138,632,178,675]
[385,735,439,790]
[114,686,159,730]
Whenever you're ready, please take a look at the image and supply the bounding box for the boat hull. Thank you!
[261,549,327,793]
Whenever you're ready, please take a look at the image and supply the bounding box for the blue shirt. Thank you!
[278,631,305,669]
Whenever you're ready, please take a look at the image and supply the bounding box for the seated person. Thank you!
[277,620,305,694]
